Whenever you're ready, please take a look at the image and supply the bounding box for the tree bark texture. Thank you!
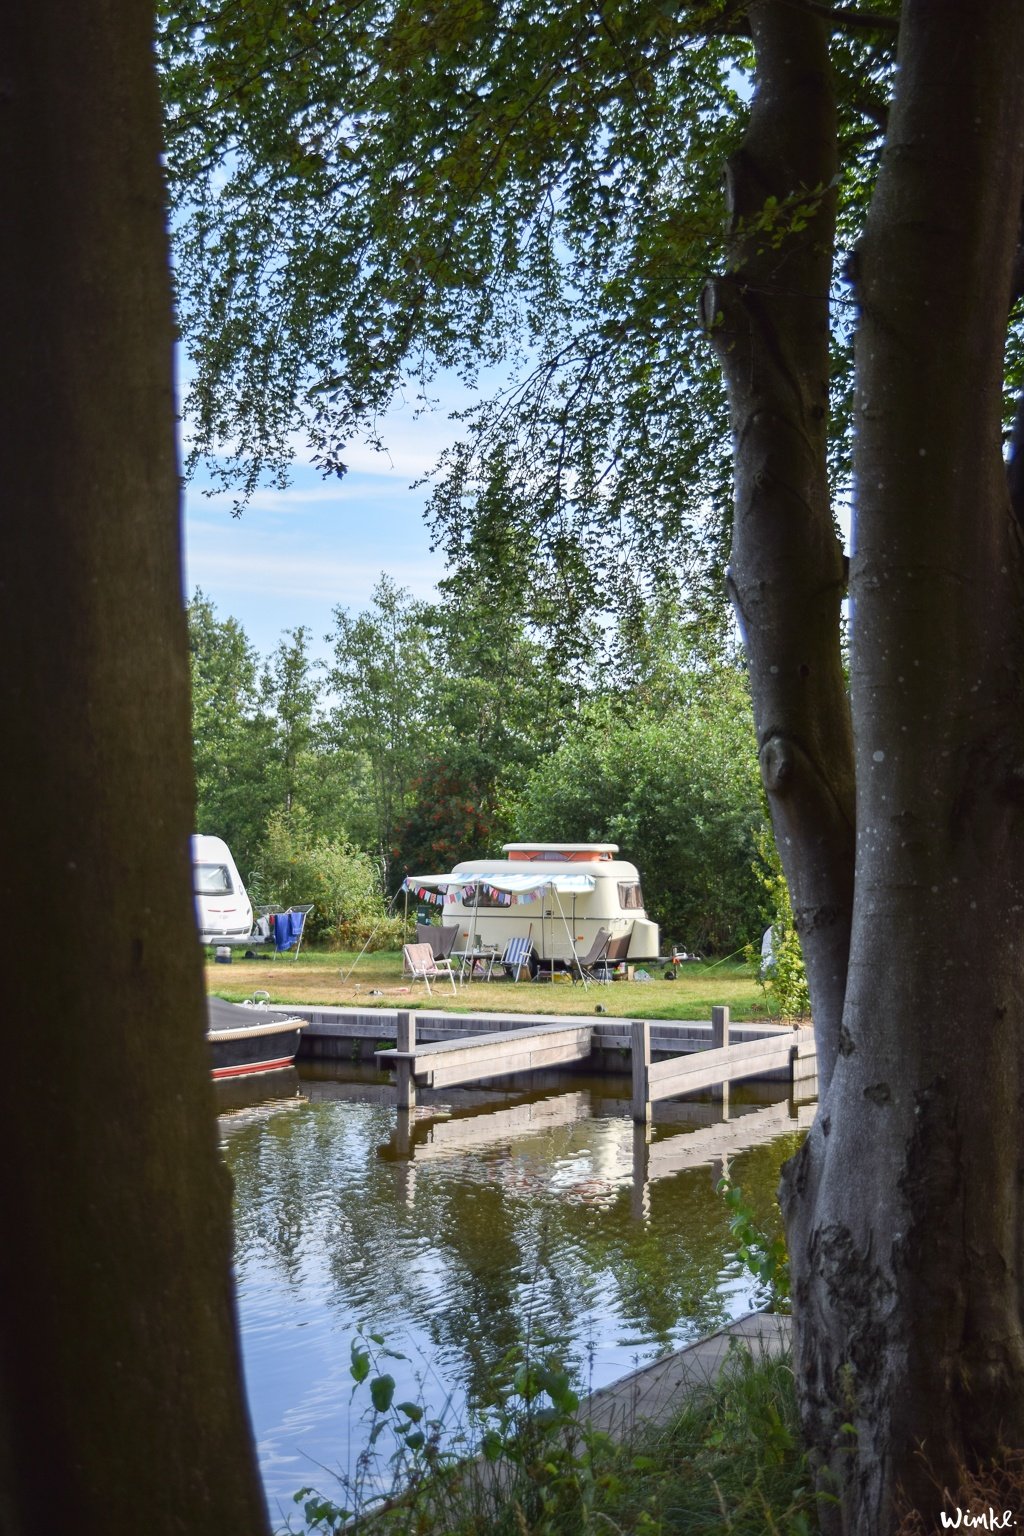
[703,0,856,1094]
[0,7,270,1533]
[781,2,1024,1529]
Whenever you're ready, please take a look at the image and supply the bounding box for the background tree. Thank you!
[261,624,321,815]
[509,669,766,952]
[387,757,495,880]
[0,8,269,1531]
[189,589,277,870]
[390,567,581,875]
[260,621,358,847]
[254,812,401,945]
[325,575,434,877]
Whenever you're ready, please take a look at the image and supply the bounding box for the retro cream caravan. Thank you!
[405,843,659,971]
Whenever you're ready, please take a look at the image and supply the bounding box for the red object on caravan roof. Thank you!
[502,843,619,863]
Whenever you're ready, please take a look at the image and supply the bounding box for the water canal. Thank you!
[216,1060,809,1522]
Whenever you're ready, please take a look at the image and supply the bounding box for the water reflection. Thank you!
[221,1061,809,1519]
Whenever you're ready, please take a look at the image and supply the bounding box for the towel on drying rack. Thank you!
[274,910,302,951]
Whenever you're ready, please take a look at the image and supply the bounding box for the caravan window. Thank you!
[195,862,233,896]
[618,881,644,910]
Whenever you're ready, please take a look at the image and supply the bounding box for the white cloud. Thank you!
[184,527,445,605]
[178,363,489,652]
[189,478,425,517]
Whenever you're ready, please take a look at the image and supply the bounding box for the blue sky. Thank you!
[182,390,457,661]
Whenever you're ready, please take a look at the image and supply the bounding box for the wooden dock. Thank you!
[373,1006,816,1116]
[630,1006,816,1120]
[376,1013,593,1107]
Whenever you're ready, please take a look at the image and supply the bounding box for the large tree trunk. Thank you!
[781,2,1024,1529]
[0,7,270,1533]
[703,0,856,1088]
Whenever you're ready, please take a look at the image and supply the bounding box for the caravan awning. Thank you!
[402,871,596,901]
[480,872,596,895]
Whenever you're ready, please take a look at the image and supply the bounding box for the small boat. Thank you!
[206,995,305,1080]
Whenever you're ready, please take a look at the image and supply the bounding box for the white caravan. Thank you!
[405,843,659,967]
[192,834,254,944]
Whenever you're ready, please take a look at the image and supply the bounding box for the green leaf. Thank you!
[481,1429,504,1463]
[349,1341,370,1384]
[370,1373,396,1412]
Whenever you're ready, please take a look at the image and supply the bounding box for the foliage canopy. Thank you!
[158,0,912,645]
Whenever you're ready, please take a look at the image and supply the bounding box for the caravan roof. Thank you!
[502,843,618,862]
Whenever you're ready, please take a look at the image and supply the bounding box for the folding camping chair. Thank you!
[501,935,534,981]
[403,942,457,996]
[571,927,612,984]
[590,931,632,982]
[416,922,460,962]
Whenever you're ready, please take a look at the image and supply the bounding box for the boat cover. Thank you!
[206,996,299,1032]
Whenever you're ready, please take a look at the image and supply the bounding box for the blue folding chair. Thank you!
[501,935,534,981]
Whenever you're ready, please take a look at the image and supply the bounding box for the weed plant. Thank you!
[286,1337,823,1535]
[718,1178,790,1313]
[601,1345,824,1536]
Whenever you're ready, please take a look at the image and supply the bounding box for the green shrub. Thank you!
[253,813,399,947]
[507,677,768,954]
[746,826,811,1018]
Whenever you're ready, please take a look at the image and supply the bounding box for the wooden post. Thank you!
[396,1009,416,1110]
[631,1018,652,1122]
[394,1107,417,1210]
[711,1005,729,1102]
[791,1031,818,1103]
[395,1107,413,1158]
[631,1120,651,1221]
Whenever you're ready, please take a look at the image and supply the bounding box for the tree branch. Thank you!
[784,0,900,35]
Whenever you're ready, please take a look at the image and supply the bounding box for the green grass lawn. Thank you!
[205,947,780,1022]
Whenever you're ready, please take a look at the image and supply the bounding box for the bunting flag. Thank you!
[402,871,596,905]
[479,883,520,905]
[402,880,447,905]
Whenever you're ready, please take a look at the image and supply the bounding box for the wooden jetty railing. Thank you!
[375,1006,816,1114]
[630,1006,814,1121]
[376,1012,593,1108]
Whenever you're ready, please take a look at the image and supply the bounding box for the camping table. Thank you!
[454,946,500,983]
